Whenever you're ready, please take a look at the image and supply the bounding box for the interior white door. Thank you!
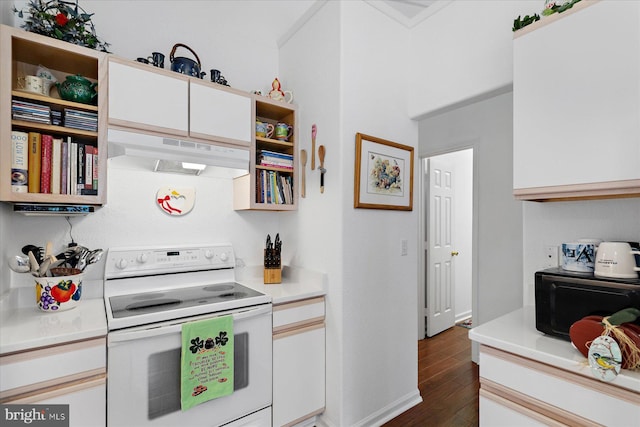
[426,156,456,337]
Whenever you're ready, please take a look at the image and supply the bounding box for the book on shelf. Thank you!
[51,138,62,194]
[40,134,53,194]
[92,148,98,190]
[28,132,41,193]
[11,131,28,193]
[84,145,93,190]
[70,141,77,195]
[256,169,293,205]
[76,143,86,193]
[61,139,68,195]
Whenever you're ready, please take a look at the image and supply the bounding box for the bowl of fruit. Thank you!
[35,268,83,312]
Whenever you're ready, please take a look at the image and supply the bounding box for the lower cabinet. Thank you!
[0,337,106,427]
[272,297,325,427]
[478,345,640,426]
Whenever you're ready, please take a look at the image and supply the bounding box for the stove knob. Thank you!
[204,250,214,259]
[116,258,128,269]
[220,252,229,262]
[136,253,149,264]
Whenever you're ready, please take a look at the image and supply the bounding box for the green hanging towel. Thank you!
[181,315,234,411]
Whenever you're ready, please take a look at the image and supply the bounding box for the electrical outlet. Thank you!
[401,240,408,256]
[544,245,558,268]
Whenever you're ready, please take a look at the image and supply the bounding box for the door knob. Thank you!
[451,251,459,256]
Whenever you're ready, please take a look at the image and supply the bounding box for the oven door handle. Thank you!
[108,305,271,343]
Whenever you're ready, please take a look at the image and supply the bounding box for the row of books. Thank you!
[11,99,98,132]
[257,149,293,169]
[256,170,293,205]
[11,131,98,196]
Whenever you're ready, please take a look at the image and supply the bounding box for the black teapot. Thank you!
[170,43,206,79]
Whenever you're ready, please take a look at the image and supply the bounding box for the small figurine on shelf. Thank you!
[268,78,293,104]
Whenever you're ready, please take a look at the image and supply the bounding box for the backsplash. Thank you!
[1,157,279,296]
[522,197,640,305]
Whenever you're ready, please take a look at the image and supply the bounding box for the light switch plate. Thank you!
[401,240,408,256]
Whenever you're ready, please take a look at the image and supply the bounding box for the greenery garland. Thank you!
[13,0,110,52]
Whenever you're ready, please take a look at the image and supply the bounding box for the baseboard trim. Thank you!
[455,311,472,324]
[350,389,422,427]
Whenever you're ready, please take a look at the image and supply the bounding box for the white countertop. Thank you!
[0,298,107,355]
[469,306,640,393]
[0,266,324,355]
[236,265,327,305]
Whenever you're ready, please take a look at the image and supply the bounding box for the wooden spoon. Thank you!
[300,149,307,198]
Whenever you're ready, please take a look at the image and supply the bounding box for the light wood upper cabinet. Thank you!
[108,58,188,137]
[513,1,640,201]
[189,80,252,145]
[0,25,107,207]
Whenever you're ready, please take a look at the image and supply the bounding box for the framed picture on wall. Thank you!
[354,133,414,211]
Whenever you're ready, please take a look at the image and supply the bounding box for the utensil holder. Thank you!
[35,268,83,312]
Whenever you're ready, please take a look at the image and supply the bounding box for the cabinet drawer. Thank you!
[479,346,640,425]
[0,337,106,395]
[273,297,324,333]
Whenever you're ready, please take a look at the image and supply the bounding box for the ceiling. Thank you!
[382,0,438,19]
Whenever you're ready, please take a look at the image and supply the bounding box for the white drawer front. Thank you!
[273,297,324,330]
[480,348,640,426]
[0,338,106,392]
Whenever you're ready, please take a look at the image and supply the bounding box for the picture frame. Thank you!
[354,133,414,211]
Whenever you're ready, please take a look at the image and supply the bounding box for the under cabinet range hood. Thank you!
[107,129,250,171]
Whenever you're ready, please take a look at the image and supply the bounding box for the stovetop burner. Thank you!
[109,282,264,320]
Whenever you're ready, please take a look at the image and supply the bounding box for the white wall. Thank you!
[281,1,420,425]
[12,0,315,94]
[408,0,539,118]
[419,92,523,332]
[278,1,344,425]
[340,1,420,425]
[522,198,640,305]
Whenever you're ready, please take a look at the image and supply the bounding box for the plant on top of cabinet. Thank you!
[0,24,107,208]
[13,0,110,52]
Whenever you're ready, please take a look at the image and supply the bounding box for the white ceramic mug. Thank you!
[561,242,596,272]
[594,242,640,279]
[18,75,44,94]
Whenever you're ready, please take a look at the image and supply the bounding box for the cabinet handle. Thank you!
[451,251,459,256]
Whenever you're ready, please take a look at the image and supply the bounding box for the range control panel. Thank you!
[104,244,235,279]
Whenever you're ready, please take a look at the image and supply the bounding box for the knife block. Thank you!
[264,249,281,284]
[264,267,281,284]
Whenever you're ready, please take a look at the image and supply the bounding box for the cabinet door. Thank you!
[513,1,640,198]
[108,60,188,136]
[29,381,106,427]
[273,325,325,427]
[189,81,252,146]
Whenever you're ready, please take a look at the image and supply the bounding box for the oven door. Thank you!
[107,304,272,427]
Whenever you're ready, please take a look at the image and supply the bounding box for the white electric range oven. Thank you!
[104,244,272,427]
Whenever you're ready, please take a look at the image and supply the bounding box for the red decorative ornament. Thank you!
[55,12,68,26]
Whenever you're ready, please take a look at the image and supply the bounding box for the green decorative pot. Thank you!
[56,74,98,105]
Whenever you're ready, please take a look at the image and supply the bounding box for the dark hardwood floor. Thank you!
[383,325,479,427]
